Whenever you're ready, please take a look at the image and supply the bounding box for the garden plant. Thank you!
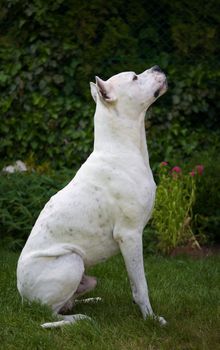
[152,162,204,254]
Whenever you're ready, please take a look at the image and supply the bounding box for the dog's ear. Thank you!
[90,82,97,103]
[95,76,116,103]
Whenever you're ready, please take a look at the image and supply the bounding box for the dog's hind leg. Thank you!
[73,275,102,305]
[75,275,97,297]
[58,274,98,314]
[36,252,93,328]
[41,314,91,329]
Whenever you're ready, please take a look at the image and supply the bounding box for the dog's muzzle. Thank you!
[152,65,163,73]
[152,65,168,98]
[154,78,168,98]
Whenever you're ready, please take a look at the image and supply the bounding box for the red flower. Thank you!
[189,170,195,177]
[171,166,182,173]
[196,164,204,176]
[160,161,168,167]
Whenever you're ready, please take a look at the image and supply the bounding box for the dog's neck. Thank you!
[93,102,150,168]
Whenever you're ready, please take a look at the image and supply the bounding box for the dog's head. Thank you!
[90,66,167,115]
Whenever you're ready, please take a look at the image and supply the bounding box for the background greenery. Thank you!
[0,0,219,246]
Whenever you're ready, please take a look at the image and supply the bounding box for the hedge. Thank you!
[0,0,219,168]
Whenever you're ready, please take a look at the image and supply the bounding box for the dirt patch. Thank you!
[170,245,220,258]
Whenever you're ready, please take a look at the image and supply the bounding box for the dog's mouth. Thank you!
[154,78,168,98]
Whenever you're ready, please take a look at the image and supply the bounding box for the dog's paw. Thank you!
[156,316,167,326]
[145,314,167,326]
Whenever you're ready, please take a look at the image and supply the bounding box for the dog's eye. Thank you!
[132,74,138,81]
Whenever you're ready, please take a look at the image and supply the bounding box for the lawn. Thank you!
[0,248,219,350]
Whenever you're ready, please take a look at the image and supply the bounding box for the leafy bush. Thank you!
[0,170,73,248]
[188,148,220,244]
[152,162,203,254]
[147,65,220,167]
[0,0,219,169]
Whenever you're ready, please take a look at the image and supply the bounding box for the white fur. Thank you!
[17,66,167,327]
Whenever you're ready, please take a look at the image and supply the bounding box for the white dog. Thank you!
[17,66,167,328]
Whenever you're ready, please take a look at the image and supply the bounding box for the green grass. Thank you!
[0,248,219,350]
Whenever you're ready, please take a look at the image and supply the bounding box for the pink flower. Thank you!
[160,161,168,167]
[196,164,204,176]
[189,170,195,177]
[171,166,182,173]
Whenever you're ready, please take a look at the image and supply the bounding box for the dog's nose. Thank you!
[152,65,163,73]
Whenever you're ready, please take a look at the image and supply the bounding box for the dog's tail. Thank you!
[41,314,91,329]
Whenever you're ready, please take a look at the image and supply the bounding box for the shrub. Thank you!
[0,0,219,169]
[152,162,203,254]
[0,169,74,249]
[188,147,220,244]
[147,65,220,167]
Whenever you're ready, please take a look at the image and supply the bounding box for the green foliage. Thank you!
[169,0,219,56]
[189,148,220,243]
[0,170,73,247]
[152,163,201,254]
[0,0,219,169]
[147,65,220,166]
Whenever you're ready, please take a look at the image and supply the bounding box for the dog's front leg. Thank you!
[114,229,167,325]
[114,230,153,317]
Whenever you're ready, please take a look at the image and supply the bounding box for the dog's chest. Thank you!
[81,152,156,224]
[111,167,156,224]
